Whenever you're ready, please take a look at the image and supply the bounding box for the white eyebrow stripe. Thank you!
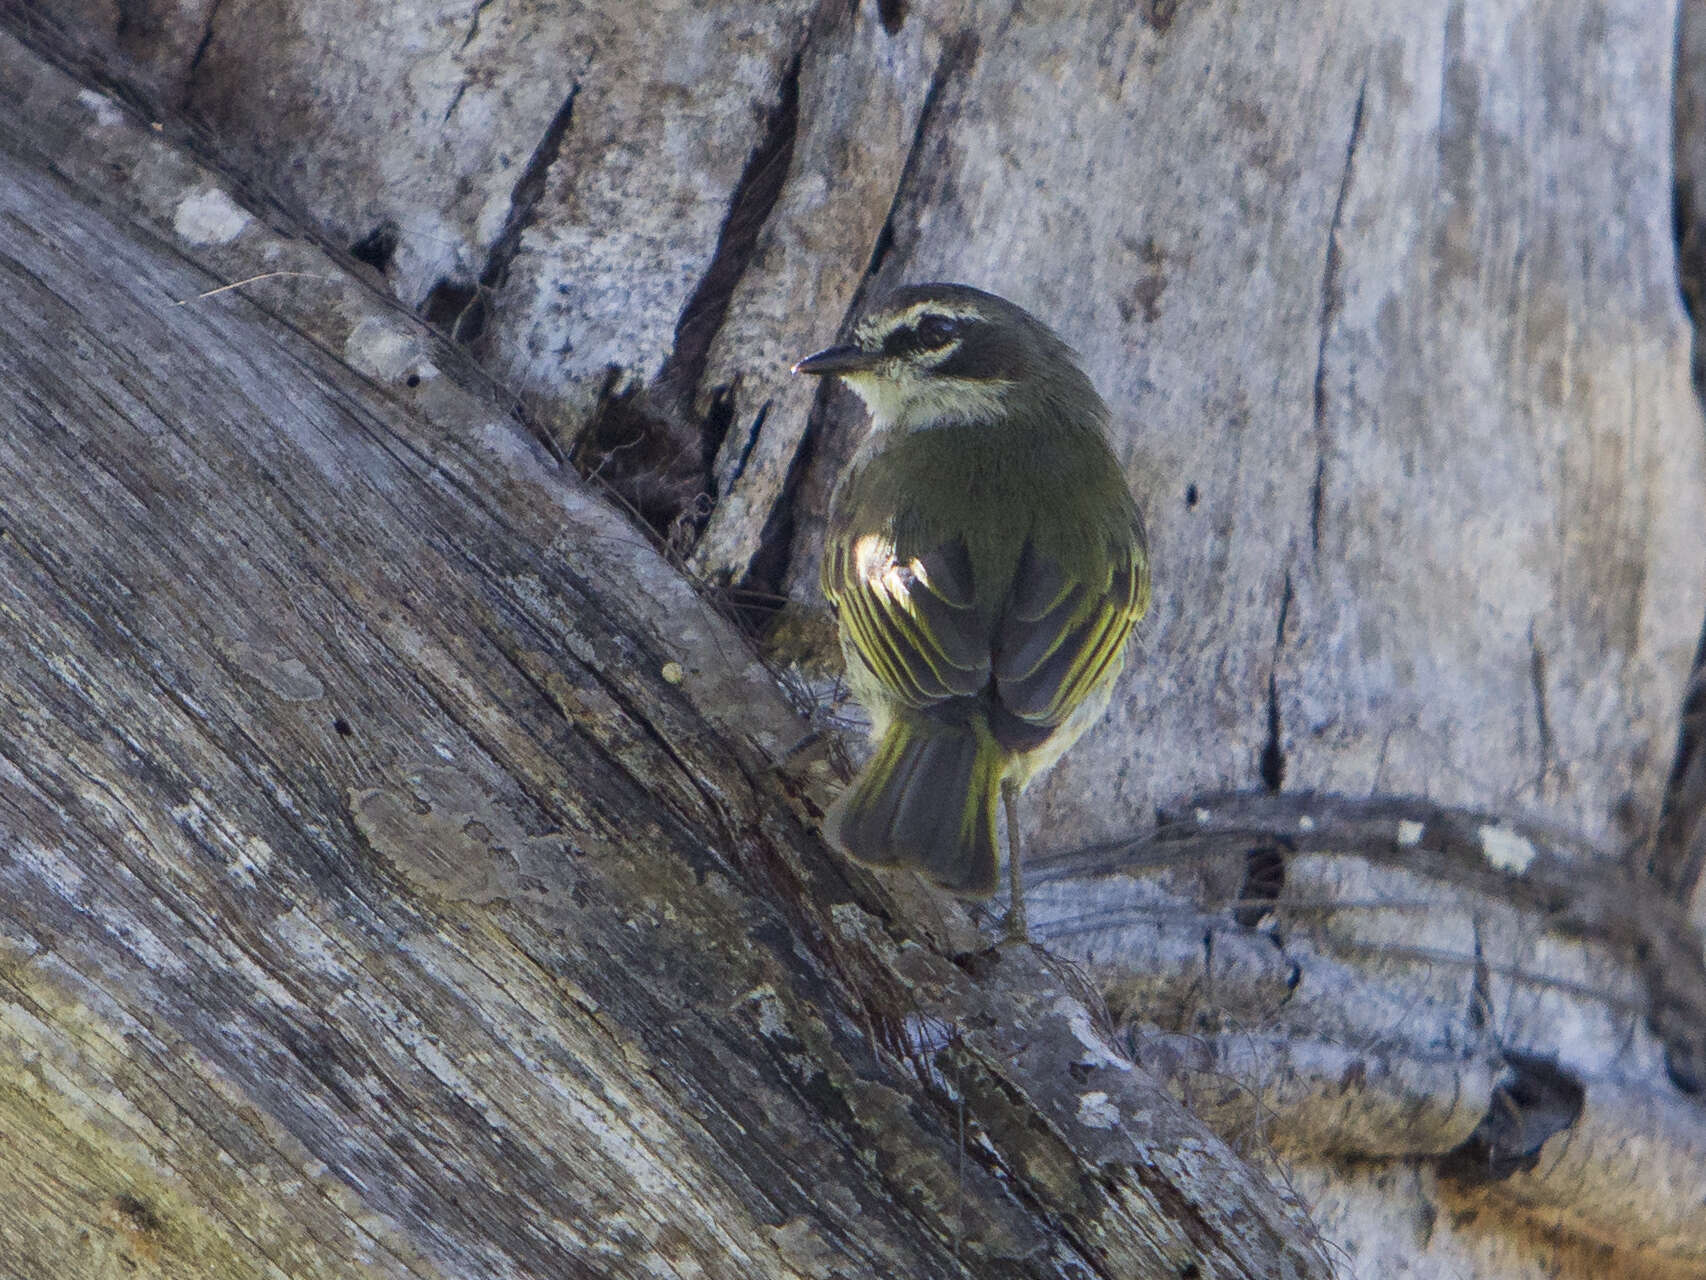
[854,300,985,344]
[891,300,983,326]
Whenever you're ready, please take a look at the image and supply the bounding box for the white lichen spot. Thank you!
[76,89,125,129]
[1194,807,1212,825]
[660,661,685,685]
[792,172,830,210]
[900,1012,955,1059]
[173,187,251,245]
[1396,819,1425,848]
[738,985,788,1039]
[1479,824,1537,874]
[1297,814,1316,832]
[343,316,423,382]
[1056,996,1131,1072]
[1077,1090,1120,1129]
[231,641,324,703]
[227,834,276,886]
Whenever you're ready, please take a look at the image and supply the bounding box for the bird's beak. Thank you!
[791,344,879,377]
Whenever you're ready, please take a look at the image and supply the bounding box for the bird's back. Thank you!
[827,406,1141,624]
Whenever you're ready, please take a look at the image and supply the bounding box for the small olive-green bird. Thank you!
[794,283,1149,936]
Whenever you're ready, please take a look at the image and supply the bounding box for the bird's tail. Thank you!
[822,714,1004,897]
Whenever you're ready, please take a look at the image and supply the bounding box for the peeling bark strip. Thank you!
[1653,646,1706,896]
[632,42,806,537]
[1661,0,1706,908]
[729,29,980,614]
[1029,788,1706,1268]
[452,81,581,345]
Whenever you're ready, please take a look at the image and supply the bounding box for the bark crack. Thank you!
[442,82,467,125]
[481,81,579,291]
[726,399,770,491]
[1259,571,1292,792]
[875,0,908,36]
[657,47,803,416]
[579,27,812,550]
[1466,925,1493,1031]
[179,0,225,113]
[429,79,580,350]
[864,32,978,278]
[461,0,497,50]
[1653,647,1706,897]
[1309,77,1366,560]
[1242,573,1295,926]
[1527,622,1554,795]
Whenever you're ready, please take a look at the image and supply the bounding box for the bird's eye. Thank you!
[914,314,964,348]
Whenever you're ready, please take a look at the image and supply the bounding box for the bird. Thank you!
[793,282,1149,939]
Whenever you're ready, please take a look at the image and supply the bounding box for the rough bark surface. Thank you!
[0,30,1328,1280]
[776,1,1706,873]
[1030,790,1706,1275]
[1666,0,1706,925]
[13,0,1700,857]
[2,1,1704,1277]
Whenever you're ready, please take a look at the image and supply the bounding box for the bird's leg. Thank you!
[1001,779,1027,942]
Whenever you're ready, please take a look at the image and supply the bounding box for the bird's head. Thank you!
[792,283,1095,430]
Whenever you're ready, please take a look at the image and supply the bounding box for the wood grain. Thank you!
[0,31,1327,1279]
[3,1,1705,1275]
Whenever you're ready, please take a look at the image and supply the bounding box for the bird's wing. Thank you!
[822,533,989,709]
[992,520,1149,735]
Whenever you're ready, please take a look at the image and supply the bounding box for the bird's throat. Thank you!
[842,371,1015,433]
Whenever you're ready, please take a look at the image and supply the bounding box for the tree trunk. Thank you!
[0,24,1330,1280]
[2,1,1703,1277]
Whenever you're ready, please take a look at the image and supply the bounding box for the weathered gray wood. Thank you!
[8,0,925,531]
[774,0,1706,875]
[5,1,1706,1277]
[1030,790,1706,1271]
[1666,0,1706,923]
[14,0,1699,865]
[0,31,1329,1280]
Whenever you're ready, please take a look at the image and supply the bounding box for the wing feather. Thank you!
[824,534,990,710]
[993,521,1148,732]
[825,509,1148,738]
